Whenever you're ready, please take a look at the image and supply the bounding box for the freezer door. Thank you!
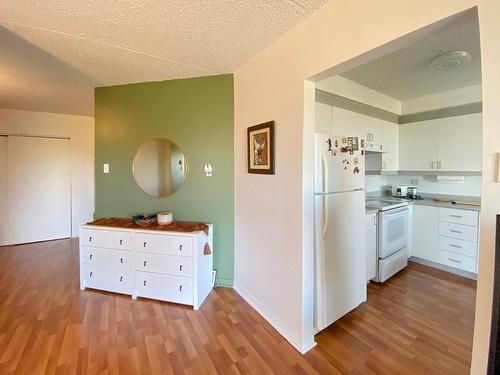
[314,189,367,331]
[315,133,365,194]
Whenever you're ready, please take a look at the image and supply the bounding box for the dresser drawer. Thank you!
[438,222,478,242]
[135,252,193,277]
[134,233,193,256]
[438,236,477,258]
[82,247,132,268]
[134,271,193,305]
[438,250,477,273]
[81,264,132,295]
[439,208,478,227]
[81,228,133,251]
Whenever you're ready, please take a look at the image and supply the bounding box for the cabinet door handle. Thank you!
[143,261,147,267]
[438,161,442,169]
[449,244,463,249]
[382,161,386,170]
[179,285,183,292]
[120,258,123,264]
[120,239,123,245]
[430,161,435,169]
[450,215,463,218]
[89,272,93,277]
[448,258,462,263]
[89,236,92,242]
[179,244,183,251]
[449,229,462,234]
[120,276,123,282]
[179,265,183,271]
[143,280,147,286]
[89,254,93,260]
[143,241,147,248]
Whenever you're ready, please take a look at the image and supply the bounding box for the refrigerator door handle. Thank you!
[322,194,328,238]
[321,151,328,193]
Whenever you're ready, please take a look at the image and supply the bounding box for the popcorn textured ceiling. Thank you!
[0,0,328,115]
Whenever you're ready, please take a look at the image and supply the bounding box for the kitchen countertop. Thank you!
[365,193,481,214]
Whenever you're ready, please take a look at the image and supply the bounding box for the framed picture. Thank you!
[247,121,275,174]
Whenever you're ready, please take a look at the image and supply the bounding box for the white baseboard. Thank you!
[233,281,316,354]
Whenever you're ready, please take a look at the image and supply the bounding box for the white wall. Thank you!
[316,75,402,114]
[365,175,389,193]
[0,109,95,237]
[387,174,482,197]
[402,84,482,113]
[234,1,500,373]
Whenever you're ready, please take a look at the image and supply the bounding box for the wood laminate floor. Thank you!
[0,239,476,374]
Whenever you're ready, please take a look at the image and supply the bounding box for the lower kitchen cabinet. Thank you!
[412,205,439,262]
[411,205,479,275]
[365,212,377,282]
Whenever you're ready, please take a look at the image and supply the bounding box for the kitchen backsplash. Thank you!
[365,174,481,197]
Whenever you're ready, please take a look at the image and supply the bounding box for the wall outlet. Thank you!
[103,163,109,174]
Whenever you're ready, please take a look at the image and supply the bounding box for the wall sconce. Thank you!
[203,163,213,177]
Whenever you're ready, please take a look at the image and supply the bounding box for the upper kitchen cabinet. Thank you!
[315,102,332,134]
[381,122,399,172]
[399,121,438,171]
[435,113,482,172]
[399,113,482,172]
[331,106,365,138]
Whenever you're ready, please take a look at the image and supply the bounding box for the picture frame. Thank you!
[247,121,275,174]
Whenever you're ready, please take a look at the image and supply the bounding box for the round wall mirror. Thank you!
[132,138,188,197]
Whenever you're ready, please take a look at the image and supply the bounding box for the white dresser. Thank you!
[79,221,213,309]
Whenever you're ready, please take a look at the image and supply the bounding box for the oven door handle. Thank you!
[381,207,409,217]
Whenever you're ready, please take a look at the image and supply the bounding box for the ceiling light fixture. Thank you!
[429,50,472,71]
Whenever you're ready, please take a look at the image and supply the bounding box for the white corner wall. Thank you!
[316,75,402,114]
[0,109,95,237]
[402,84,482,114]
[234,1,500,373]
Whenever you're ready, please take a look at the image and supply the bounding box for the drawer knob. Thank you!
[89,272,93,277]
[120,239,123,245]
[143,242,147,248]
[143,261,147,267]
[179,244,183,251]
[120,258,123,264]
[143,280,147,286]
[448,258,462,264]
[120,276,123,282]
[179,265,183,271]
[89,254,93,260]
[179,285,183,292]
[89,236,92,242]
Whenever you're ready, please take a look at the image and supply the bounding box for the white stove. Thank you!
[366,198,408,211]
[366,198,409,283]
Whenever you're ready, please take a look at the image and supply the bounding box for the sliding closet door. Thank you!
[0,136,7,246]
[8,136,71,244]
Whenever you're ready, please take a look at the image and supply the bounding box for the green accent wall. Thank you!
[94,74,234,286]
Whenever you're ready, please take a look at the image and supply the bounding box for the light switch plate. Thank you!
[103,163,109,174]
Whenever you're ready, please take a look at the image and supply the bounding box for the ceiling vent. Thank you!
[429,50,472,71]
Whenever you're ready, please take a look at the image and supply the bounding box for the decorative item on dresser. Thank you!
[79,218,213,310]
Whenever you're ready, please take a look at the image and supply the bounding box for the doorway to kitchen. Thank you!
[305,8,481,374]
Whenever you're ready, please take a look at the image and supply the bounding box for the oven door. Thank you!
[378,206,409,259]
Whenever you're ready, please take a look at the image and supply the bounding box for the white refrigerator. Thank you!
[314,133,367,332]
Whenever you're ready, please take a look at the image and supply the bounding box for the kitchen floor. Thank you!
[0,240,475,374]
